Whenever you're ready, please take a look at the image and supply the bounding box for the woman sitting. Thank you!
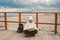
[23,16,38,37]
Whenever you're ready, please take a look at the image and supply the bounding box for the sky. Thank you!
[0,0,60,12]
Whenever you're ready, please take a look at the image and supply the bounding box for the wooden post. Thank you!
[36,12,38,28]
[55,13,57,34]
[4,12,7,30]
[19,12,21,24]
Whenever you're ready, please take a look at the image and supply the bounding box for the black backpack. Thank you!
[17,24,24,33]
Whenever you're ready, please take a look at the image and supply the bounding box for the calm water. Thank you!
[0,14,36,18]
[0,15,18,18]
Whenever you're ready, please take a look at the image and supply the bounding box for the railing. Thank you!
[0,12,60,34]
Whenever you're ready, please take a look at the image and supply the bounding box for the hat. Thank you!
[28,16,33,20]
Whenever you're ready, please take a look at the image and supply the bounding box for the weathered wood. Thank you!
[0,30,60,40]
[4,12,7,30]
[55,13,58,34]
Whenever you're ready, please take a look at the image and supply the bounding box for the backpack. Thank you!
[17,24,24,33]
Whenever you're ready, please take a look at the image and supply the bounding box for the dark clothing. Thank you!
[17,24,24,33]
[24,30,38,36]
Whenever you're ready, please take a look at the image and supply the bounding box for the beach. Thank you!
[0,13,60,32]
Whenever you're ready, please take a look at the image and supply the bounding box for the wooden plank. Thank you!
[0,12,60,14]
[0,30,60,40]
[4,12,7,30]
[19,12,21,24]
[36,13,38,28]
[0,21,60,25]
[55,13,58,34]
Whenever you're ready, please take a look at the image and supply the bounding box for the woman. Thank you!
[24,16,38,37]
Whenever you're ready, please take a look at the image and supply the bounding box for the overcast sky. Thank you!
[0,0,60,12]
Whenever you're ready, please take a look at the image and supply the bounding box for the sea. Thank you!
[0,13,36,18]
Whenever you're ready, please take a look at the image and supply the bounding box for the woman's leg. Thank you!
[24,30,38,37]
[24,30,30,37]
[30,30,38,36]
[33,30,38,34]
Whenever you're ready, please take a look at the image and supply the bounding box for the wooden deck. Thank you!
[0,29,60,40]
